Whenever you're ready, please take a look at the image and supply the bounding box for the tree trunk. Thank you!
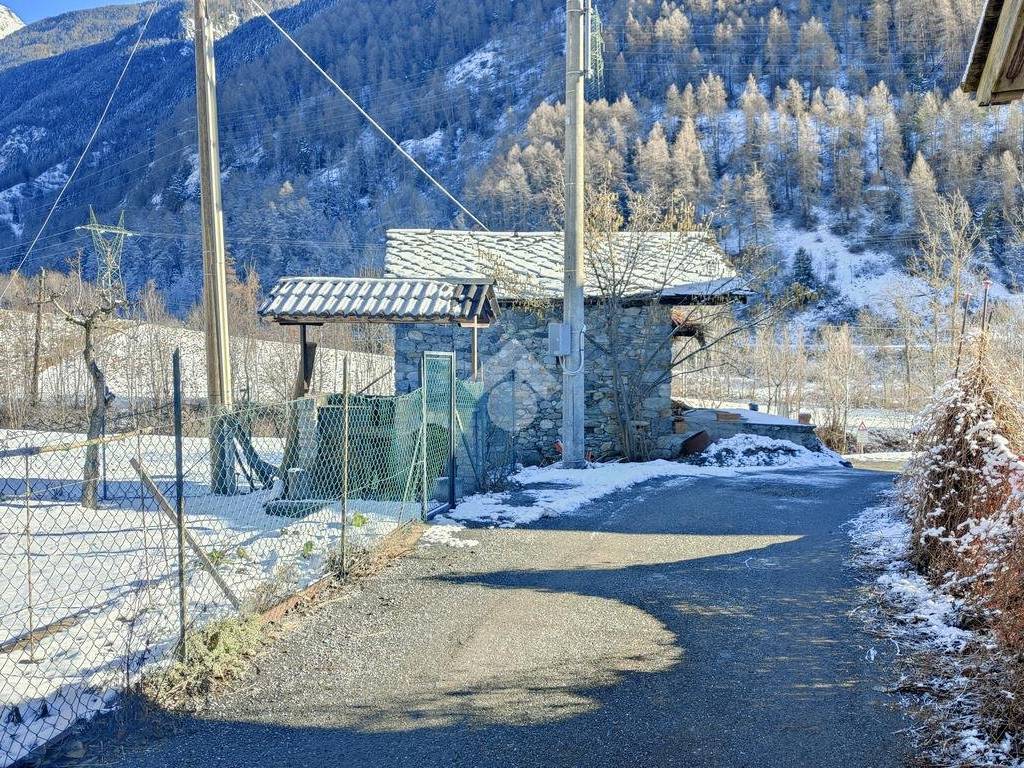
[81,321,107,510]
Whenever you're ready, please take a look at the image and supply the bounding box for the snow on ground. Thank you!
[0,429,414,767]
[697,434,847,468]
[444,438,846,528]
[400,129,445,161]
[773,212,1014,325]
[445,42,500,88]
[849,499,1018,767]
[774,215,924,322]
[27,317,394,406]
[418,523,478,549]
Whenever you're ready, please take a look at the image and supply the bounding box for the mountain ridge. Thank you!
[0,4,23,40]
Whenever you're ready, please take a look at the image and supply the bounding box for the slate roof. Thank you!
[384,229,735,300]
[258,277,499,325]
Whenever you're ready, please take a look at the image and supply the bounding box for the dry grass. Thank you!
[898,342,1024,753]
[143,616,268,709]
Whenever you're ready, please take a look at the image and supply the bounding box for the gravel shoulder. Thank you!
[78,467,909,768]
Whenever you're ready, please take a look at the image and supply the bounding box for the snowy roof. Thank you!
[384,229,735,300]
[259,276,499,325]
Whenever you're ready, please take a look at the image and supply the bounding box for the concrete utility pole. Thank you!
[561,0,587,468]
[193,0,233,411]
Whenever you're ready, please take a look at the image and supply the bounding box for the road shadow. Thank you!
[37,468,909,768]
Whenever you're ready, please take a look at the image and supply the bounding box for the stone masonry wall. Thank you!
[394,303,684,466]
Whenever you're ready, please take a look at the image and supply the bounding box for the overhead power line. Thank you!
[0,0,161,305]
[245,0,489,231]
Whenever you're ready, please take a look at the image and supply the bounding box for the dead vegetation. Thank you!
[894,339,1024,759]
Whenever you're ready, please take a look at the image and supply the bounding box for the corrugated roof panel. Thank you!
[258,277,498,325]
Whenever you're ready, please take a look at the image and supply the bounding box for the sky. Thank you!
[6,1,140,23]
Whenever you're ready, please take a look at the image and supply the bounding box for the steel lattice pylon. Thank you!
[77,207,132,304]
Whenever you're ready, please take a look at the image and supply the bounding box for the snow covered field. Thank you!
[0,428,416,767]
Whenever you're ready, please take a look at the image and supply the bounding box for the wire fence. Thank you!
[0,348,509,767]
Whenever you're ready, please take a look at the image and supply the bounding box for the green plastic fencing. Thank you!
[266,351,459,516]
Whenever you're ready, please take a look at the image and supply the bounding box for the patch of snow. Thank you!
[444,453,845,529]
[697,434,847,468]
[419,523,478,549]
[400,129,445,161]
[849,499,1021,767]
[0,163,68,238]
[702,407,805,426]
[0,428,415,765]
[445,42,501,88]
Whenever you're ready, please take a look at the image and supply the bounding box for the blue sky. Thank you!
[7,1,140,24]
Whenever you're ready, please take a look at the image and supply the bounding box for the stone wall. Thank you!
[394,302,684,465]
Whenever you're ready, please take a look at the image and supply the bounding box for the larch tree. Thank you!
[796,17,839,90]
[742,165,775,251]
[765,7,792,87]
[635,122,673,211]
[697,73,728,173]
[671,117,712,208]
[908,152,940,235]
[866,81,905,184]
[795,113,823,226]
[666,82,697,123]
[739,74,771,170]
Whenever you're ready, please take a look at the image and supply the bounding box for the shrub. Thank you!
[900,349,1024,601]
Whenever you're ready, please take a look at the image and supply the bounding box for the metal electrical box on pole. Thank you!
[194,0,235,493]
[560,0,587,468]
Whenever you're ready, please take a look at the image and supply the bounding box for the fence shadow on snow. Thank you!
[0,350,513,767]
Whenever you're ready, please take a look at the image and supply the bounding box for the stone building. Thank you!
[384,229,747,464]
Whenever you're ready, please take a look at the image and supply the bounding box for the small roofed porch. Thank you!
[258,276,500,397]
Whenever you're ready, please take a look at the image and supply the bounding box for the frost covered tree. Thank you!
[795,114,823,225]
[671,117,712,208]
[797,17,839,90]
[635,122,673,211]
[697,73,728,172]
[739,74,771,170]
[765,8,792,88]
[908,152,940,235]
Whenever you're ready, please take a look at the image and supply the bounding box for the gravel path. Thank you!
[84,467,909,767]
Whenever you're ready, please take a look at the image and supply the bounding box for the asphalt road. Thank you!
[82,467,909,768]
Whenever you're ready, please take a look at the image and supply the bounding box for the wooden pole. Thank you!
[193,0,232,410]
[132,457,242,611]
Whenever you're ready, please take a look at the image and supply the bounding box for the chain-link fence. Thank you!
[0,349,482,767]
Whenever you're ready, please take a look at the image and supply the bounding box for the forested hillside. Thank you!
[0,0,1017,321]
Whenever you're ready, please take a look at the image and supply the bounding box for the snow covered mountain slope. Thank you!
[0,5,23,39]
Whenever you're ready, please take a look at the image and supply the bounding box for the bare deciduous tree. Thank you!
[50,254,124,509]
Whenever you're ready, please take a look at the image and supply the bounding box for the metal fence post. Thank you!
[100,407,107,501]
[340,355,349,578]
[172,349,187,663]
[23,454,36,662]
[420,354,428,520]
[448,355,457,511]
